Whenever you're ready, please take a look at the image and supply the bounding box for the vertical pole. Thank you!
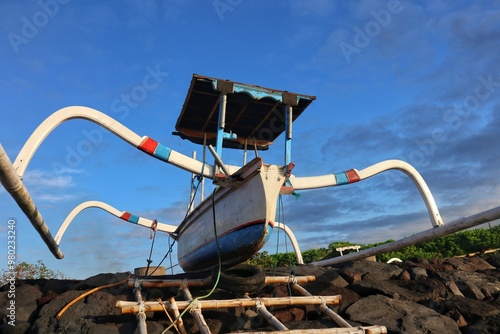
[215,94,227,163]
[182,287,211,334]
[284,105,293,165]
[188,151,197,213]
[243,139,248,165]
[201,133,206,202]
[133,280,148,334]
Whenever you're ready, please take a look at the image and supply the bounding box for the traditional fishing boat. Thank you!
[171,75,314,271]
[2,74,499,274]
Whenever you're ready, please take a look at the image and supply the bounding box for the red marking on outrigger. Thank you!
[345,169,360,183]
[138,137,158,155]
[285,162,295,177]
[120,212,132,221]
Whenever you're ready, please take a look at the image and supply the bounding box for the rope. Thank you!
[273,197,282,276]
[148,235,176,276]
[157,298,180,334]
[148,162,206,277]
[161,188,223,334]
[145,220,158,275]
[271,195,295,296]
[56,273,131,319]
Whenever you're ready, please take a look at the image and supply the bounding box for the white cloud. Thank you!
[24,169,74,188]
[21,169,85,203]
[35,193,77,202]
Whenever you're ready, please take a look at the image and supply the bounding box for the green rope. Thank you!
[161,188,222,334]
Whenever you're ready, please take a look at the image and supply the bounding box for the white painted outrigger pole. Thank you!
[54,200,177,245]
[13,106,219,179]
[274,222,304,264]
[290,159,444,227]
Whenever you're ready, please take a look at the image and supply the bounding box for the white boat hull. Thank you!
[175,158,287,272]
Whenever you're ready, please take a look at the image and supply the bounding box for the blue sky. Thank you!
[1,1,499,279]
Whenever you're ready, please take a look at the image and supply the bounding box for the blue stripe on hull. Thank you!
[179,222,272,272]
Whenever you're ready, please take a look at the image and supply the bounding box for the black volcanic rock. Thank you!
[0,253,499,333]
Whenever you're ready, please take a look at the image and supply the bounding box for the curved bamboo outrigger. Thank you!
[12,106,217,179]
[1,74,498,272]
[53,200,178,245]
[289,159,443,227]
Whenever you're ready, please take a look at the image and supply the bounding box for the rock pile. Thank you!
[1,253,499,333]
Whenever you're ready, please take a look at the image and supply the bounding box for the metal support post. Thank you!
[284,105,293,165]
[215,94,227,162]
[188,151,197,213]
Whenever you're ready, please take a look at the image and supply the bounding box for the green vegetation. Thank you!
[245,225,500,267]
[0,260,69,286]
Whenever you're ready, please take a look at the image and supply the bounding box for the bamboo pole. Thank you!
[293,284,351,328]
[256,300,288,331]
[182,287,211,334]
[117,296,341,314]
[129,275,316,289]
[312,205,500,267]
[158,298,183,334]
[169,297,186,334]
[264,275,316,284]
[246,295,288,331]
[235,325,387,334]
[190,308,211,334]
[0,144,63,259]
[133,285,147,334]
[128,277,211,288]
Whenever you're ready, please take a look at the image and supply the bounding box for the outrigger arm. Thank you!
[54,200,177,245]
[289,159,444,227]
[0,106,240,259]
[13,106,219,179]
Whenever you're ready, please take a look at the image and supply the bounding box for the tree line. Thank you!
[245,225,500,268]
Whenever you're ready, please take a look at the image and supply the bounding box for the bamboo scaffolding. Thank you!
[117,295,341,314]
[115,275,387,333]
